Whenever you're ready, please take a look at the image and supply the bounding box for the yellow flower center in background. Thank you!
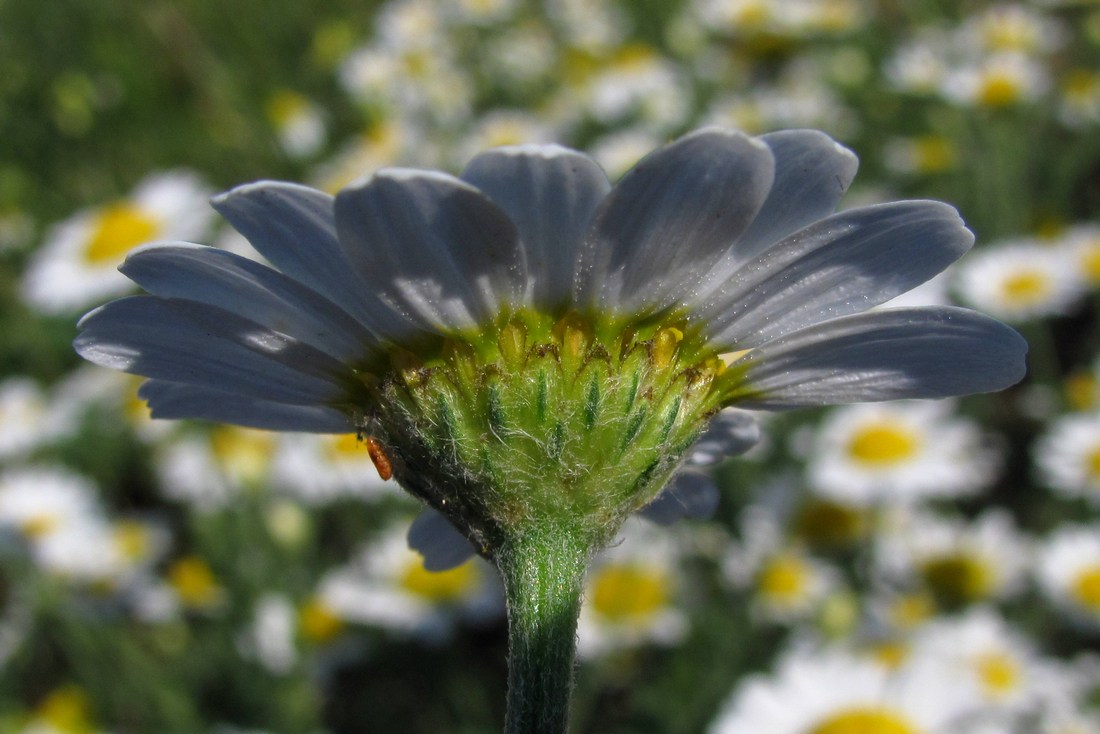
[325,433,367,460]
[589,564,669,622]
[299,597,345,644]
[168,556,223,608]
[795,500,867,549]
[911,135,955,174]
[810,708,919,734]
[1086,446,1100,484]
[210,426,275,482]
[1000,271,1050,305]
[978,74,1022,107]
[21,513,59,539]
[266,90,308,127]
[84,203,159,265]
[112,519,151,561]
[847,422,920,465]
[888,591,936,629]
[1071,566,1100,610]
[401,558,479,603]
[869,641,910,669]
[1064,372,1099,411]
[921,553,993,604]
[1077,240,1100,284]
[35,685,96,734]
[756,553,809,603]
[975,652,1020,698]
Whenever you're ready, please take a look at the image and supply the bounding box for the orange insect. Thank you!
[365,436,393,481]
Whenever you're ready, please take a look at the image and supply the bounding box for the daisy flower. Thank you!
[576,518,687,658]
[155,426,278,510]
[74,128,1026,731]
[269,433,396,505]
[0,466,101,545]
[707,644,978,734]
[877,509,1030,607]
[1033,412,1100,504]
[806,400,999,506]
[1036,525,1100,627]
[1058,224,1100,289]
[265,90,326,160]
[955,239,1083,322]
[940,51,1049,109]
[0,377,73,460]
[22,170,213,315]
[317,520,502,644]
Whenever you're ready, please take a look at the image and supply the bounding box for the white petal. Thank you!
[461,144,610,311]
[733,130,858,263]
[575,128,775,316]
[212,181,418,340]
[687,409,761,465]
[74,297,353,405]
[334,169,525,334]
[407,509,477,571]
[139,380,354,433]
[121,243,380,363]
[698,201,974,350]
[639,471,720,525]
[726,307,1028,409]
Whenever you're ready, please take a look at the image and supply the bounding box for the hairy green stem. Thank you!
[495,526,599,734]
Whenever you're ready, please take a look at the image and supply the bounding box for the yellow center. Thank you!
[870,641,910,669]
[888,592,936,629]
[795,500,867,549]
[325,433,366,460]
[589,564,669,622]
[299,597,345,644]
[1063,70,1100,100]
[976,652,1019,697]
[847,422,920,465]
[978,74,1022,107]
[21,513,59,539]
[999,271,1050,305]
[84,203,159,265]
[265,90,307,126]
[167,556,222,608]
[809,708,919,734]
[1064,373,1099,411]
[401,558,479,603]
[210,426,275,482]
[921,554,993,604]
[112,520,151,561]
[756,554,808,602]
[911,136,955,173]
[36,685,95,734]
[1087,446,1100,484]
[1071,566,1100,610]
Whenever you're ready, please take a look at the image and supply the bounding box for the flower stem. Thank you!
[495,525,598,734]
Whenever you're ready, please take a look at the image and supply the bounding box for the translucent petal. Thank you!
[575,128,775,315]
[639,471,720,525]
[699,201,974,351]
[462,144,610,311]
[139,379,354,433]
[121,243,379,363]
[687,409,761,466]
[727,307,1028,409]
[407,509,477,572]
[74,296,352,405]
[334,169,525,334]
[212,181,416,339]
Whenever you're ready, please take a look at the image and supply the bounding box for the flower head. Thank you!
[74,128,1026,556]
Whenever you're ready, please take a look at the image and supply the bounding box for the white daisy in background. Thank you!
[0,466,101,545]
[707,643,979,734]
[21,170,213,315]
[884,34,952,96]
[909,607,1046,713]
[31,515,167,592]
[1058,69,1100,128]
[442,0,518,26]
[1033,412,1100,504]
[316,520,502,643]
[574,45,693,131]
[452,110,557,169]
[955,239,1083,322]
[311,122,428,193]
[882,134,957,177]
[155,426,277,510]
[544,0,627,55]
[806,400,999,506]
[1036,525,1100,627]
[1058,224,1100,290]
[576,518,687,658]
[701,67,857,137]
[877,509,1031,607]
[721,505,842,624]
[480,21,558,94]
[588,128,664,181]
[237,594,299,675]
[0,377,73,460]
[940,51,1050,109]
[960,3,1065,57]
[265,90,327,160]
[269,433,396,505]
